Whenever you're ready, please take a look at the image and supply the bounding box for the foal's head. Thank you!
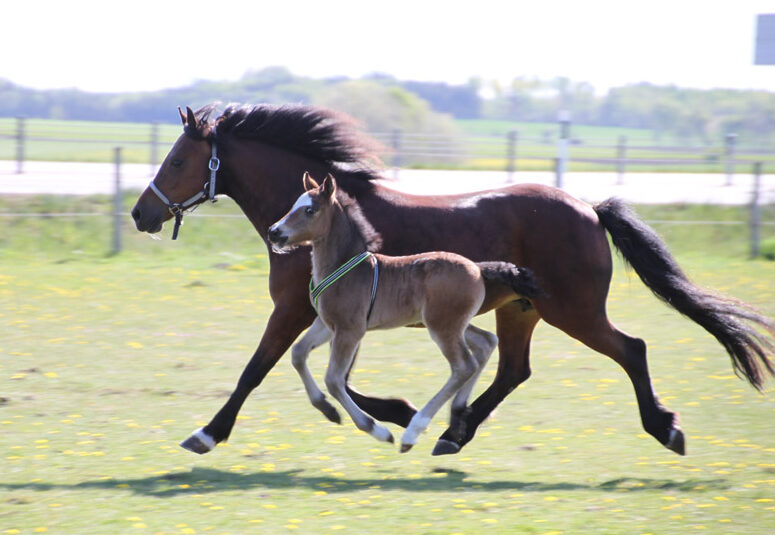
[268,172,381,254]
[267,172,339,253]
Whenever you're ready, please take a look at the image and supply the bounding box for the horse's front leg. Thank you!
[291,317,340,423]
[180,299,316,454]
[325,331,395,445]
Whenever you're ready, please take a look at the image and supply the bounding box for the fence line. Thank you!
[2,116,773,256]
[5,117,774,181]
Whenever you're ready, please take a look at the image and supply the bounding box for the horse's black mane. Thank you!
[191,103,382,183]
[337,190,383,253]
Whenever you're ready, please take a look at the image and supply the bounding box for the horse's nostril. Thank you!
[131,207,141,222]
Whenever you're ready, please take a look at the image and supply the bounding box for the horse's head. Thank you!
[267,172,338,253]
[131,106,217,237]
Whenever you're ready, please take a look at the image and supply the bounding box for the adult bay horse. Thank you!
[131,104,775,457]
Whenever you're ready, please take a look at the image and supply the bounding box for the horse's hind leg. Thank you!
[291,317,341,424]
[401,330,479,453]
[447,325,498,440]
[433,301,539,456]
[567,316,685,455]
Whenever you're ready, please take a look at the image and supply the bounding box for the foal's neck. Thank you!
[311,205,369,284]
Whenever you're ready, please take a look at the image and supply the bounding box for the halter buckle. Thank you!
[208,156,220,172]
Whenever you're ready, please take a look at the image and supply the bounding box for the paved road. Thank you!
[1,160,773,205]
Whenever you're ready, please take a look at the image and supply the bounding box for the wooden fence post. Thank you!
[750,161,762,258]
[391,129,402,180]
[506,130,517,183]
[112,147,123,255]
[16,117,25,174]
[725,133,737,186]
[556,110,570,189]
[150,121,159,177]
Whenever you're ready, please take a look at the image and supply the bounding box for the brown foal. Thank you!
[267,173,540,452]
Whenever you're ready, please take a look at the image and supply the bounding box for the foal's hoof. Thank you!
[180,427,216,455]
[400,443,414,453]
[664,428,686,456]
[431,439,461,456]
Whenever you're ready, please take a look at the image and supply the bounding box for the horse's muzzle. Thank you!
[131,205,163,233]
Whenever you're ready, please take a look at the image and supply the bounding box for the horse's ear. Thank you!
[302,172,319,192]
[321,174,337,199]
[178,107,187,125]
[185,106,197,128]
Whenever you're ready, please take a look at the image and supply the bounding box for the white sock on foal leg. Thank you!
[401,413,432,451]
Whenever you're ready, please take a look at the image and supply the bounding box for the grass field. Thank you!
[2,195,775,534]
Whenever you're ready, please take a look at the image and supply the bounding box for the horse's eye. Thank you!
[305,207,315,215]
[171,159,183,168]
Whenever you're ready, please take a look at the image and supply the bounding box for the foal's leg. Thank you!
[401,331,479,453]
[291,317,341,424]
[325,331,394,444]
[447,325,498,441]
[434,302,539,455]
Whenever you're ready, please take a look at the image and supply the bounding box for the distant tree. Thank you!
[400,80,481,119]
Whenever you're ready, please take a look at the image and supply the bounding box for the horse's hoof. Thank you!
[400,443,414,453]
[665,428,686,456]
[431,439,461,456]
[319,402,342,424]
[386,433,395,444]
[180,427,216,455]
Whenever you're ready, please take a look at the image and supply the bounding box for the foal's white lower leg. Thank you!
[326,332,394,444]
[291,317,341,423]
[401,335,478,452]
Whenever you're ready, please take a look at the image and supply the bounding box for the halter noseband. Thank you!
[148,134,220,240]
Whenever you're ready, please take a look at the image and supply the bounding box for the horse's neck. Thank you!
[223,141,330,239]
[311,207,367,284]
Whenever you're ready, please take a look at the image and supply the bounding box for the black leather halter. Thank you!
[148,135,220,239]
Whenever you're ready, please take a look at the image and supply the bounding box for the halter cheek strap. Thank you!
[148,135,220,240]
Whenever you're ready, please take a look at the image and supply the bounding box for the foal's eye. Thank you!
[304,207,315,215]
[171,159,183,168]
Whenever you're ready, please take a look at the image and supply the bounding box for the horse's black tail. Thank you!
[594,197,775,390]
[477,262,542,300]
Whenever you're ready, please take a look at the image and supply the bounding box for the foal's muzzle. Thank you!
[267,226,287,247]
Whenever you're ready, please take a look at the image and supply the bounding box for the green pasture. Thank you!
[2,117,773,173]
[2,195,775,534]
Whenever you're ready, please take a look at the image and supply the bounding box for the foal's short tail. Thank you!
[477,262,542,300]
[594,197,775,390]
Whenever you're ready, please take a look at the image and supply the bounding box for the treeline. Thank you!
[1,67,774,146]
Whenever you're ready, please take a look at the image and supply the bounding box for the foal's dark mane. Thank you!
[337,190,383,253]
[191,103,383,185]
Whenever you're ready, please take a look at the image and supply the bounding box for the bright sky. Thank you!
[3,0,773,94]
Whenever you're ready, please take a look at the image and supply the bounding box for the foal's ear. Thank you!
[302,172,319,192]
[321,174,337,199]
[178,107,187,125]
